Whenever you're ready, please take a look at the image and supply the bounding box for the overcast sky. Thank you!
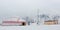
[0,0,60,17]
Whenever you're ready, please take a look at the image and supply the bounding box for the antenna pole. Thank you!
[37,9,40,24]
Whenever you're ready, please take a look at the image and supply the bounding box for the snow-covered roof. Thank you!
[3,17,26,22]
[19,19,26,22]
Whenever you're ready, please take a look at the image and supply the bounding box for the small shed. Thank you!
[2,20,26,26]
[1,17,27,26]
[44,20,58,25]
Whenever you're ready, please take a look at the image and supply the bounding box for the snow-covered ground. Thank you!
[0,23,60,30]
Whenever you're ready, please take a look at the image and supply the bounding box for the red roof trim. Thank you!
[3,21,25,23]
